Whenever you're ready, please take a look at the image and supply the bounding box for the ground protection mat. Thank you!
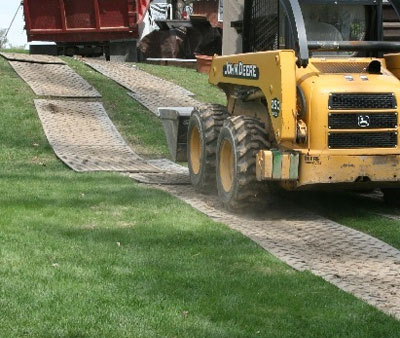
[0,52,65,64]
[34,99,160,173]
[9,62,101,98]
[128,159,190,185]
[1,53,101,98]
[84,59,200,116]
[154,184,400,320]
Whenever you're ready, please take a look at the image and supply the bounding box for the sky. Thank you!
[0,1,28,48]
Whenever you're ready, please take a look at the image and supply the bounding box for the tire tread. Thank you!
[188,104,229,192]
[217,116,270,210]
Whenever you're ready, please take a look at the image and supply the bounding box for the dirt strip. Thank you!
[148,184,400,320]
[84,59,200,115]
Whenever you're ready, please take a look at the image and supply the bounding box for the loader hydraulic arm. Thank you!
[209,51,298,143]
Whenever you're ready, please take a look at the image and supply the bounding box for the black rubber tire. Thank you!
[382,188,400,206]
[216,116,270,210]
[187,104,229,193]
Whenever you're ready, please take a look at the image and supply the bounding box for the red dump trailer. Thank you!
[24,0,151,59]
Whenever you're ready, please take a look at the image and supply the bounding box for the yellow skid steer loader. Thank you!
[186,0,400,209]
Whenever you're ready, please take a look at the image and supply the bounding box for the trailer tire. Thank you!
[216,116,270,210]
[382,188,400,206]
[188,104,229,193]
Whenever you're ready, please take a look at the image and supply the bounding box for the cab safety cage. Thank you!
[243,0,400,67]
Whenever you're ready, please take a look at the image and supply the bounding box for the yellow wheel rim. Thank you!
[219,139,234,192]
[190,125,201,175]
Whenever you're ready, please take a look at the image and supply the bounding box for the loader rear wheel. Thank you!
[382,188,400,206]
[188,104,229,193]
[216,116,270,210]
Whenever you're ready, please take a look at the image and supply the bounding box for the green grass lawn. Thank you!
[0,48,28,54]
[1,55,400,337]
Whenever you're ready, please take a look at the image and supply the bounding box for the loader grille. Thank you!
[313,62,369,74]
[329,94,396,110]
[328,132,397,149]
[328,113,398,129]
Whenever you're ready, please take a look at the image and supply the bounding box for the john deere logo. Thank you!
[223,62,259,80]
[357,115,370,128]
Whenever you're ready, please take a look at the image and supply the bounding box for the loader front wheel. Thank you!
[188,104,229,193]
[216,116,270,210]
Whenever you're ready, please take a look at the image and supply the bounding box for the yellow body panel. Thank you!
[295,58,400,187]
[385,53,400,79]
[210,52,400,190]
[296,57,400,154]
[298,154,400,188]
[209,50,297,142]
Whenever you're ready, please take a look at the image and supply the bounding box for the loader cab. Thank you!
[300,3,367,42]
[242,0,400,65]
[290,1,372,56]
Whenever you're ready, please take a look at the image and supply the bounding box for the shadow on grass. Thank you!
[288,189,400,250]
[291,189,392,218]
[19,216,400,338]
[1,171,400,336]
